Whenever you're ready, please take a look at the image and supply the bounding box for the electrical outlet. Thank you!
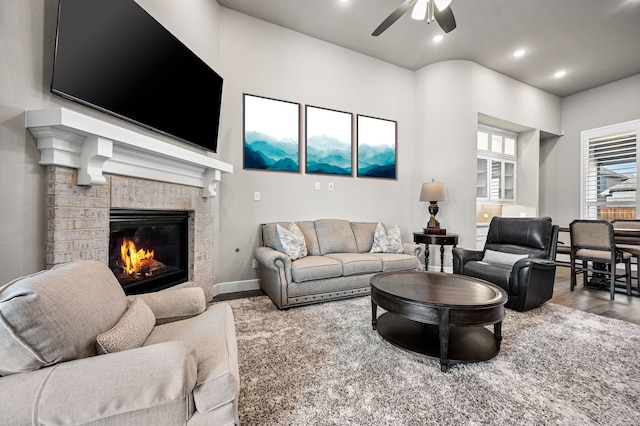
[253,191,260,201]
[328,183,334,191]
[252,259,258,269]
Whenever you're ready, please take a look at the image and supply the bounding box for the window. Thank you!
[477,126,517,203]
[581,120,640,220]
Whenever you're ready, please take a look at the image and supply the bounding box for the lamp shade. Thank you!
[419,182,447,202]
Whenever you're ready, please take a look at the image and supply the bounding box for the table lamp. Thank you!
[420,180,447,234]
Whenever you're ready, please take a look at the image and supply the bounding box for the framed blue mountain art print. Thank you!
[305,105,353,176]
[356,115,397,179]
[243,94,300,172]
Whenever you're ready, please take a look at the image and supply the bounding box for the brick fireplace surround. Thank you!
[46,167,214,294]
[28,108,233,299]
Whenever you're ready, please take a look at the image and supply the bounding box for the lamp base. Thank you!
[423,228,446,235]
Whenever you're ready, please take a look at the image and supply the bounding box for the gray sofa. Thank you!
[0,260,239,426]
[255,219,423,309]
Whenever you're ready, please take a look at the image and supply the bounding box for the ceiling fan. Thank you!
[372,0,456,36]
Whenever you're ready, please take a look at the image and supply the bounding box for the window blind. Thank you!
[584,131,637,219]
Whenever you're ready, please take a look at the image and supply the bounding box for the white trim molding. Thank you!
[26,108,233,198]
[212,279,260,298]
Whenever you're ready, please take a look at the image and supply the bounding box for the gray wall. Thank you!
[1,0,638,289]
[539,74,640,228]
[0,0,224,284]
[413,60,562,259]
[214,8,416,286]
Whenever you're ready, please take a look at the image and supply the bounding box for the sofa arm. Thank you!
[255,246,292,280]
[255,246,293,309]
[131,287,206,324]
[0,341,198,426]
[452,247,484,274]
[402,242,423,257]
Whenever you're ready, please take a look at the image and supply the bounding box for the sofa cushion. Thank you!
[370,253,420,271]
[275,223,308,260]
[482,249,529,268]
[315,219,358,255]
[296,221,321,256]
[262,221,320,256]
[0,260,128,375]
[96,297,156,355]
[144,303,239,414]
[351,222,378,253]
[325,253,382,276]
[370,223,403,253]
[290,256,343,282]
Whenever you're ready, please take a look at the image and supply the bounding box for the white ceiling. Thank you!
[216,0,640,97]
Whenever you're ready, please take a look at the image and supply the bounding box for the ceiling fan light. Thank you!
[434,0,452,12]
[411,0,428,20]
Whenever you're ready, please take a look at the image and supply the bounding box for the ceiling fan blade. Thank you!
[433,5,456,33]
[372,0,418,36]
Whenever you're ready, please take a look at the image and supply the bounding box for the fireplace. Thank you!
[109,210,189,295]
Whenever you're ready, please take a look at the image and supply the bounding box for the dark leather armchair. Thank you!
[453,216,559,312]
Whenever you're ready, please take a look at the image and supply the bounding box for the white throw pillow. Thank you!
[96,297,156,355]
[276,222,308,260]
[482,249,529,268]
[370,222,404,253]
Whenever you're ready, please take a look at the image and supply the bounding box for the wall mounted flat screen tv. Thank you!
[51,0,223,153]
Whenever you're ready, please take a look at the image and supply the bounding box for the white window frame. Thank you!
[477,125,518,204]
[580,119,640,219]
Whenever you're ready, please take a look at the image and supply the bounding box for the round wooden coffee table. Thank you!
[370,270,508,372]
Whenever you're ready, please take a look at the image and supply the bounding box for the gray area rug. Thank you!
[226,296,640,425]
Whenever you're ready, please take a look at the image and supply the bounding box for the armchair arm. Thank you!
[452,247,484,274]
[0,341,198,426]
[510,258,557,311]
[132,287,206,324]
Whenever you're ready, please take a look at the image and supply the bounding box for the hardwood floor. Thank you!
[551,266,640,325]
[213,267,640,325]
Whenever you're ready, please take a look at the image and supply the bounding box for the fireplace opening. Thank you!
[109,210,189,295]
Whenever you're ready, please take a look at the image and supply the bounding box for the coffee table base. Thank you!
[376,312,501,371]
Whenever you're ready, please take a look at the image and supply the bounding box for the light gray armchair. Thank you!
[0,260,239,425]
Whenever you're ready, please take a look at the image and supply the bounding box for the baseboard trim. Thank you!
[427,266,454,273]
[212,279,260,297]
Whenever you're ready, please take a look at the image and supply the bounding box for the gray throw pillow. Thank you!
[370,222,404,253]
[275,222,308,260]
[96,297,156,355]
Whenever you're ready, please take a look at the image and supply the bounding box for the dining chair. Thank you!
[569,220,632,300]
[611,219,640,292]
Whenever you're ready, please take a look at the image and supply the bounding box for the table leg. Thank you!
[439,244,445,272]
[424,244,430,271]
[494,321,503,350]
[371,299,378,330]
[439,308,450,372]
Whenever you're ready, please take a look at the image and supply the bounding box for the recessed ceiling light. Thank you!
[433,34,444,43]
[554,70,567,78]
[513,49,526,58]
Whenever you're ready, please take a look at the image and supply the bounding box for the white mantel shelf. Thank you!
[26,108,233,198]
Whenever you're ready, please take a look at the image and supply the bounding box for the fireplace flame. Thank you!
[120,238,155,276]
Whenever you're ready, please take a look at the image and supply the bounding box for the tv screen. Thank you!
[51,0,223,153]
